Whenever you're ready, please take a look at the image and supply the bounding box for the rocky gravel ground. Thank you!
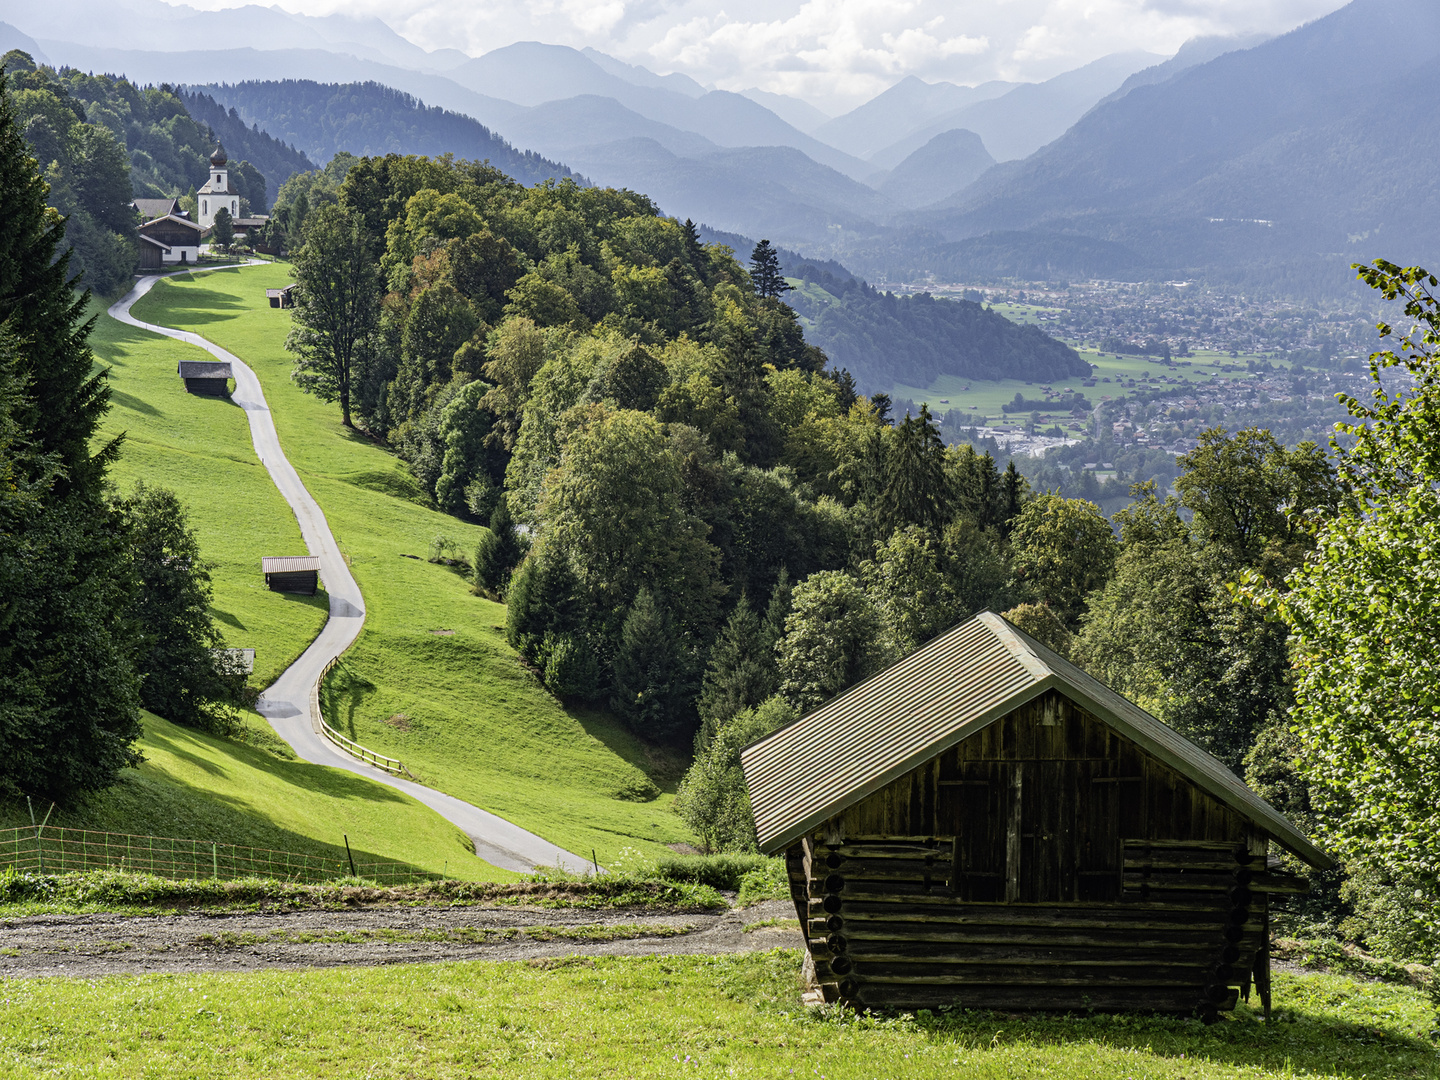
[0,901,802,979]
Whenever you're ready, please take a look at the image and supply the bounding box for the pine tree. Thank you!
[0,69,116,492]
[473,498,525,596]
[696,594,778,742]
[0,73,144,799]
[611,589,695,742]
[881,403,951,534]
[748,239,792,300]
[211,206,234,249]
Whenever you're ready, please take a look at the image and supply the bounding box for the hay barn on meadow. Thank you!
[741,611,1329,1020]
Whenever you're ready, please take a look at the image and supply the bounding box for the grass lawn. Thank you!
[0,951,1432,1078]
[89,300,329,687]
[0,712,505,881]
[127,265,697,866]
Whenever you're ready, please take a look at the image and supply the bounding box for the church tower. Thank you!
[197,144,239,229]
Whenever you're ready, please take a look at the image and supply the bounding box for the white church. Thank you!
[197,144,239,228]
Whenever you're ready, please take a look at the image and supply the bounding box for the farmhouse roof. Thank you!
[177,360,231,379]
[139,213,204,234]
[132,197,181,220]
[137,234,170,250]
[741,610,1331,869]
[261,556,320,574]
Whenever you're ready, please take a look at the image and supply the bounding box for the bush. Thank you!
[653,852,768,891]
[737,859,790,906]
[540,631,603,702]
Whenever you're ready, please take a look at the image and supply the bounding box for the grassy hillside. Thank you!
[90,304,329,688]
[0,953,1429,1079]
[128,264,697,865]
[0,712,498,880]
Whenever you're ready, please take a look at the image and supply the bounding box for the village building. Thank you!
[197,144,240,229]
[136,213,204,268]
[177,358,232,396]
[131,196,182,221]
[262,556,320,595]
[742,611,1328,1020]
[266,284,297,308]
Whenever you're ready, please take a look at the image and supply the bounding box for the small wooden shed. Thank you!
[266,285,297,308]
[741,611,1330,1020]
[177,359,232,396]
[262,556,320,595]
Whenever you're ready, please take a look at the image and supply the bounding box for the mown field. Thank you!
[128,264,696,866]
[0,951,1432,1079]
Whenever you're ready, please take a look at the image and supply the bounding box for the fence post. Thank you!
[35,803,53,875]
[212,842,218,880]
[343,834,357,878]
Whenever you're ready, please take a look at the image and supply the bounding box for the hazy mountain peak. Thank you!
[580,47,706,98]
[738,87,832,134]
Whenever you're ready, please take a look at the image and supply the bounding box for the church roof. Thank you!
[740,611,1332,869]
[210,144,227,167]
[198,176,237,195]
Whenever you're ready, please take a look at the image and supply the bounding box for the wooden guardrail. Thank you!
[310,655,415,779]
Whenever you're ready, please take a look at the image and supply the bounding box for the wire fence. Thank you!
[0,825,441,886]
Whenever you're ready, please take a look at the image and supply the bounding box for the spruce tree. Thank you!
[611,589,694,742]
[0,72,143,800]
[696,594,778,742]
[0,69,116,492]
[748,239,792,300]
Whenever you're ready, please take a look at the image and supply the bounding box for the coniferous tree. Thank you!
[882,403,951,534]
[473,498,525,596]
[0,72,143,799]
[123,484,243,734]
[696,595,778,741]
[611,589,695,742]
[748,239,792,300]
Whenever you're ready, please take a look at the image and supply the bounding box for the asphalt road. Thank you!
[109,269,590,874]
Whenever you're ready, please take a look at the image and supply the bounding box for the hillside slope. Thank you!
[130,264,696,865]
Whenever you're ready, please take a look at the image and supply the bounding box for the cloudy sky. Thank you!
[193,0,1351,110]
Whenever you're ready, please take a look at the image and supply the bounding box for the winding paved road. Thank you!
[110,270,589,874]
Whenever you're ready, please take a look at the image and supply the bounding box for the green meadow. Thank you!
[0,951,1431,1079]
[128,265,696,866]
[0,711,492,880]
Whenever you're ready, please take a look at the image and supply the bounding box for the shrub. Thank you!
[654,852,768,891]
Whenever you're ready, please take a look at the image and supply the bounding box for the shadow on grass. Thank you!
[321,662,378,741]
[109,389,163,417]
[134,280,249,328]
[572,708,687,796]
[869,988,1438,1079]
[212,608,247,631]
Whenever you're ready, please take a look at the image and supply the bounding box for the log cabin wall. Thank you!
[789,688,1283,1018]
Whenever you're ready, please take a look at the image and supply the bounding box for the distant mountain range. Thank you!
[8,0,1431,301]
[903,0,1440,290]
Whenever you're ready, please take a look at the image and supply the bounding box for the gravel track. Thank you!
[0,902,801,979]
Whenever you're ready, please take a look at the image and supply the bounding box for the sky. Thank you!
[149,0,1354,111]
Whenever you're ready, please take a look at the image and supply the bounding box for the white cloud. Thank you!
[253,0,1348,110]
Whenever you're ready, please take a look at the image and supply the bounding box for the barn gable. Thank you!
[741,611,1329,1018]
[742,611,1329,869]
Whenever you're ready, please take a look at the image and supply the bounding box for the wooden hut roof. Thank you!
[177,360,232,379]
[261,556,320,574]
[741,610,1331,869]
[139,213,204,234]
[132,197,181,220]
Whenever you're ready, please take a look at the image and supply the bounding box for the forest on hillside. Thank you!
[787,262,1091,391]
[195,80,578,188]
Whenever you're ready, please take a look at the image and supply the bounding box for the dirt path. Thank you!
[0,902,801,979]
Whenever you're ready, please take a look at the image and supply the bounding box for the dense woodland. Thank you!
[786,262,1091,391]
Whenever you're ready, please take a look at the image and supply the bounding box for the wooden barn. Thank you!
[262,556,320,595]
[266,285,296,308]
[741,611,1330,1020]
[177,359,232,396]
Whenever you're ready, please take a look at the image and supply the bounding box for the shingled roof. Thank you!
[177,360,232,379]
[741,610,1331,869]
